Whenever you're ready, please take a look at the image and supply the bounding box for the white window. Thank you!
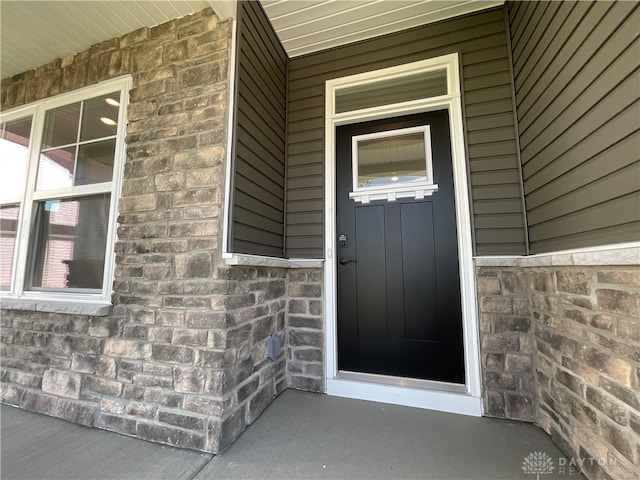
[349,125,437,204]
[0,77,130,314]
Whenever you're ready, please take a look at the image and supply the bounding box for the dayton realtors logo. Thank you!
[522,451,555,479]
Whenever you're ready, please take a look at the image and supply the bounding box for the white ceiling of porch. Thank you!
[1,1,503,80]
[261,0,504,57]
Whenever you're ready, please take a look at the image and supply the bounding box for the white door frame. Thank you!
[323,53,482,416]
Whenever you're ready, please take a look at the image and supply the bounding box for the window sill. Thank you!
[222,253,324,269]
[474,242,640,267]
[0,297,111,316]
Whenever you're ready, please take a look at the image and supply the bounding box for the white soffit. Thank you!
[1,0,212,80]
[261,0,505,57]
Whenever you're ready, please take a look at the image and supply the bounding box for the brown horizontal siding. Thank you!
[232,1,287,256]
[509,0,640,253]
[286,7,527,257]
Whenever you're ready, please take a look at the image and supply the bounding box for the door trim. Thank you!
[323,53,482,416]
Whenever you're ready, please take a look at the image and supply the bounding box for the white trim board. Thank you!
[323,53,482,416]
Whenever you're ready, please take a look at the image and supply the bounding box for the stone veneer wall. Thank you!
[287,269,324,392]
[478,250,639,480]
[0,8,293,453]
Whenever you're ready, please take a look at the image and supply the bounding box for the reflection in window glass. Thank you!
[76,140,115,185]
[336,69,447,113]
[1,117,32,201]
[37,93,120,191]
[36,147,76,190]
[80,92,120,142]
[41,103,81,149]
[356,131,429,189]
[0,205,20,289]
[28,194,110,290]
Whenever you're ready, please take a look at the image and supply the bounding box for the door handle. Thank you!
[339,257,356,265]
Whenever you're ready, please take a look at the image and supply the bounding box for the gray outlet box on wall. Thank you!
[266,333,281,359]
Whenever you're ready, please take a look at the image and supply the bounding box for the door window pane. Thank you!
[336,69,447,113]
[80,92,120,142]
[28,194,110,290]
[1,117,32,201]
[355,129,431,189]
[0,205,20,290]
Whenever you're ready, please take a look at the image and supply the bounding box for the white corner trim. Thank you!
[474,242,640,267]
[221,17,238,256]
[222,253,324,269]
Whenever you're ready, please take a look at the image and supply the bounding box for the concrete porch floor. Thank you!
[1,389,579,480]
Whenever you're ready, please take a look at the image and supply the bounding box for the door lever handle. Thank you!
[339,257,356,265]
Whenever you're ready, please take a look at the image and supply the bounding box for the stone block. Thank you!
[502,271,526,295]
[484,371,517,390]
[288,315,323,330]
[94,413,137,436]
[174,367,205,393]
[137,421,207,451]
[42,369,81,399]
[183,395,224,417]
[158,409,206,431]
[289,330,323,348]
[485,390,505,417]
[71,353,97,374]
[132,373,172,388]
[172,329,208,347]
[5,369,43,389]
[104,339,152,359]
[477,277,501,295]
[481,334,519,352]
[126,402,156,418]
[598,270,640,287]
[56,399,96,426]
[218,405,247,452]
[293,348,323,363]
[289,376,322,392]
[46,335,74,357]
[152,344,194,364]
[143,388,183,408]
[530,272,555,293]
[1,384,25,405]
[596,288,639,316]
[586,386,628,426]
[601,420,634,462]
[556,270,592,295]
[480,297,513,314]
[248,383,275,424]
[288,284,322,298]
[21,391,59,414]
[84,376,123,396]
[237,377,259,404]
[88,318,120,337]
[505,393,534,421]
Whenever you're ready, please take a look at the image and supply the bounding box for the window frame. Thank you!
[0,76,131,311]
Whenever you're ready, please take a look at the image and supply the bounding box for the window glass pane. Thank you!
[75,140,115,185]
[42,103,81,149]
[1,117,32,201]
[80,92,120,142]
[336,69,447,113]
[28,194,110,290]
[36,147,75,190]
[357,132,428,188]
[0,205,20,290]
